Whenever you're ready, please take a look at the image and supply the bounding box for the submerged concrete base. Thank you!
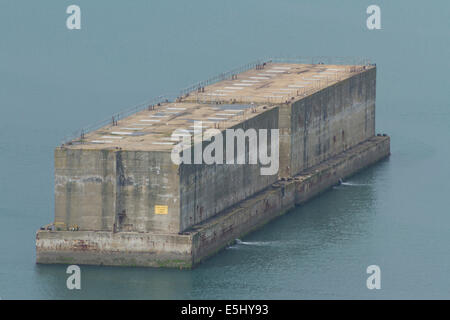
[36,135,390,268]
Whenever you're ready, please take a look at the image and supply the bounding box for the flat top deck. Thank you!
[181,62,370,104]
[65,102,275,151]
[63,63,371,152]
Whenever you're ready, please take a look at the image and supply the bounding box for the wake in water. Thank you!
[226,238,277,249]
[234,239,273,246]
[335,178,370,187]
[340,181,370,186]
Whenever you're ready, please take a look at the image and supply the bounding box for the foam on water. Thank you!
[340,182,370,186]
[234,239,275,246]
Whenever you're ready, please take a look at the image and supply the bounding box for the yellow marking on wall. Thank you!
[154,205,168,215]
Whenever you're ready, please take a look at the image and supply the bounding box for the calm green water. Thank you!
[1,0,449,299]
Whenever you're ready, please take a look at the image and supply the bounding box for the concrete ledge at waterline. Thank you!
[36,136,390,268]
[36,231,194,268]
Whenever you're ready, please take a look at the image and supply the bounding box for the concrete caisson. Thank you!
[36,62,390,268]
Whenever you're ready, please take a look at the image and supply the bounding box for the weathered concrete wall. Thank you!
[55,148,180,233]
[116,151,180,233]
[54,148,117,231]
[279,67,376,177]
[295,135,389,204]
[39,136,390,268]
[179,107,279,231]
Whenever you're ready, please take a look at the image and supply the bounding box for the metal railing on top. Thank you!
[61,95,174,145]
[268,56,372,66]
[178,58,271,97]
